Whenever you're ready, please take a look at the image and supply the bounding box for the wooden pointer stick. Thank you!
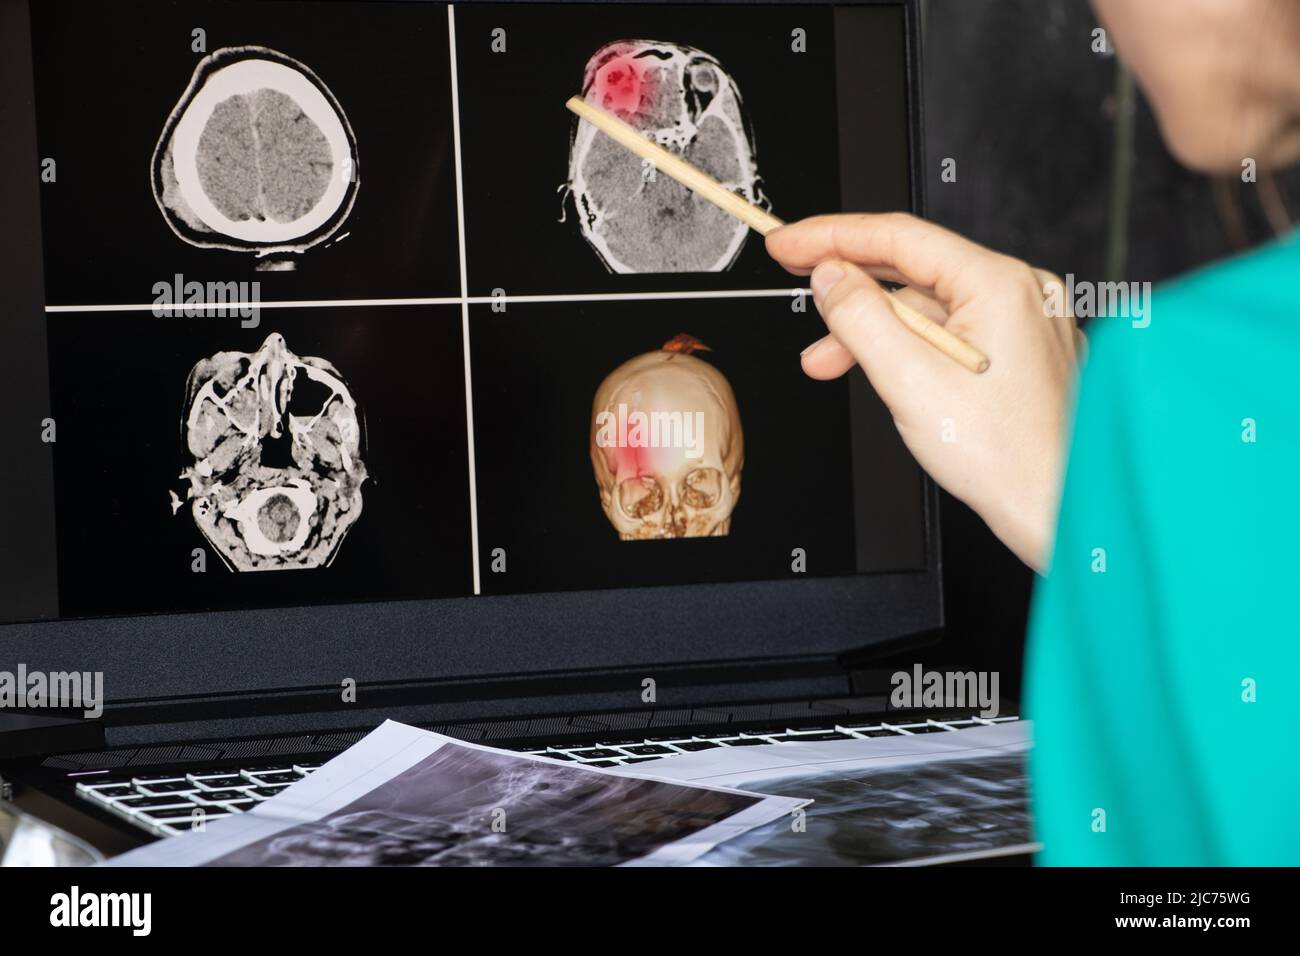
[565,95,990,374]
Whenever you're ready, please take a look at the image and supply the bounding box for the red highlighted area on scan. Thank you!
[567,41,768,273]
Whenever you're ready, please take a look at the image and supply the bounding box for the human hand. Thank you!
[766,213,1082,570]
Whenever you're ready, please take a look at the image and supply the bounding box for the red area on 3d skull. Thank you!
[606,436,685,481]
[606,440,650,480]
[595,57,644,115]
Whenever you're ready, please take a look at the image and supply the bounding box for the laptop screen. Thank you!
[0,1,933,706]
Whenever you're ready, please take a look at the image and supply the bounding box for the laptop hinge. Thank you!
[840,626,946,696]
[0,711,105,761]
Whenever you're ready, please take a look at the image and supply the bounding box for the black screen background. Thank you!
[4,1,922,624]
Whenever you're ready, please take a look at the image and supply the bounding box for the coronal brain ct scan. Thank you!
[176,333,367,572]
[153,46,360,263]
[3,0,922,622]
[567,40,766,273]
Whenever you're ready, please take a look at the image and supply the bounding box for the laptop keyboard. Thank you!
[75,761,326,838]
[74,716,1019,838]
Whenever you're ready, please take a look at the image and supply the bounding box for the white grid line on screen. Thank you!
[37,7,817,604]
[448,3,481,595]
[43,289,810,313]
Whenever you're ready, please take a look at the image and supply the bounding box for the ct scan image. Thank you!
[590,333,745,540]
[46,306,474,618]
[470,298,870,595]
[567,40,767,273]
[454,2,841,296]
[176,332,368,572]
[152,45,361,264]
[29,0,460,304]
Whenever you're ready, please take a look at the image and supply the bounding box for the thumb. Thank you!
[810,260,937,388]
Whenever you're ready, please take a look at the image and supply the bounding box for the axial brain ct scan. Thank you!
[175,333,367,572]
[567,40,767,273]
[152,45,360,263]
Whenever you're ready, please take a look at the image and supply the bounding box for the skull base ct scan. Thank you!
[174,333,367,571]
[567,40,767,273]
[590,335,743,540]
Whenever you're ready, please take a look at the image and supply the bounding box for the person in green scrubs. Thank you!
[765,0,1300,864]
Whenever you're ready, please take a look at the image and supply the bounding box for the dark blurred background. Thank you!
[906,0,1299,701]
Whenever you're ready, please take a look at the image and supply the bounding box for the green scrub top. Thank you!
[1026,229,1300,865]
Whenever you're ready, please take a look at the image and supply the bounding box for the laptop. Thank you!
[0,0,1013,857]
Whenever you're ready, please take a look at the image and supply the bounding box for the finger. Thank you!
[783,262,918,288]
[891,285,948,324]
[810,259,941,396]
[800,334,857,379]
[768,212,1018,310]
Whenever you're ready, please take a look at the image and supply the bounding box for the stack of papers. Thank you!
[660,721,1034,866]
[108,719,1032,867]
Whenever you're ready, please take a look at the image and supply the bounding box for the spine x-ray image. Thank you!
[174,333,367,571]
[566,40,768,273]
[152,46,360,263]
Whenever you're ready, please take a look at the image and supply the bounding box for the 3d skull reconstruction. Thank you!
[174,333,367,571]
[566,41,767,273]
[152,46,359,259]
[590,334,743,540]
